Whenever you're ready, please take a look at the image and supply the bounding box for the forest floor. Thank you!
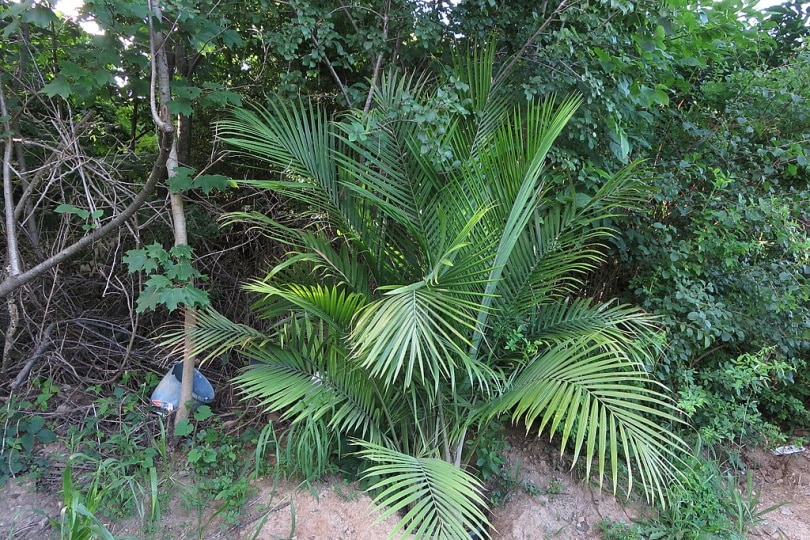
[1,427,809,539]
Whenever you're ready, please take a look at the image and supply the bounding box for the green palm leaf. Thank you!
[485,334,687,505]
[182,308,270,363]
[352,285,490,391]
[219,99,334,187]
[245,281,367,329]
[469,94,583,357]
[234,346,332,423]
[528,299,661,361]
[356,440,490,540]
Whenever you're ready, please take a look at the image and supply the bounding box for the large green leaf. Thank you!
[468,94,583,358]
[356,440,490,540]
[484,332,687,505]
[352,285,490,392]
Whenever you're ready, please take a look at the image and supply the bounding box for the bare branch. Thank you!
[0,134,170,300]
[1,83,22,276]
[147,0,175,133]
[363,0,391,114]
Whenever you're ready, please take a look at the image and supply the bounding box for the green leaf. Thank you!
[193,174,234,194]
[167,166,196,193]
[201,89,243,108]
[164,260,203,282]
[20,432,34,452]
[158,285,210,311]
[356,440,490,539]
[40,77,72,99]
[193,405,214,421]
[173,85,203,101]
[55,204,91,219]
[221,29,243,48]
[36,429,57,444]
[175,419,194,437]
[136,275,175,313]
[169,244,195,261]
[167,98,194,116]
[123,249,159,274]
[22,4,58,27]
[1,18,20,39]
[26,416,46,432]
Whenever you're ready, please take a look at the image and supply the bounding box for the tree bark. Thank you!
[149,0,196,430]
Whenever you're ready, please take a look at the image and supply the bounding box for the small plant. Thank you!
[469,420,509,484]
[598,518,644,540]
[1,396,57,485]
[522,480,541,496]
[726,470,783,537]
[62,381,165,525]
[635,452,780,540]
[178,405,260,534]
[333,479,360,502]
[54,454,145,540]
[544,478,563,495]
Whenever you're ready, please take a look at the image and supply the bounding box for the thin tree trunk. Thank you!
[149,0,196,430]
[1,82,22,376]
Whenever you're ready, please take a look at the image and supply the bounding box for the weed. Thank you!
[53,454,146,540]
[636,453,779,540]
[726,470,782,537]
[178,405,260,535]
[1,395,57,485]
[544,478,563,495]
[469,420,509,484]
[333,479,360,502]
[597,518,644,540]
[523,480,541,496]
[62,385,165,524]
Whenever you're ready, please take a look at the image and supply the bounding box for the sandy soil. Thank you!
[2,435,808,539]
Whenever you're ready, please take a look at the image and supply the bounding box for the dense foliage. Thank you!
[0,0,808,537]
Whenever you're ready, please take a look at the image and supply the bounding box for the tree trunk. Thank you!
[149,0,196,430]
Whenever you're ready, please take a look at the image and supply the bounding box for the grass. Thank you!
[1,379,791,540]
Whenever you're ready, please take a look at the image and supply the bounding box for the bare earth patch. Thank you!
[2,436,809,539]
[744,447,810,539]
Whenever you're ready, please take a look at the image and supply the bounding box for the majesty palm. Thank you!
[196,49,688,538]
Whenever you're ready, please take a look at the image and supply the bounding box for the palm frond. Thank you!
[245,282,366,330]
[218,210,303,247]
[469,94,583,358]
[484,335,687,505]
[496,163,647,313]
[356,440,490,540]
[234,346,333,424]
[219,100,334,186]
[181,308,271,363]
[528,299,662,362]
[219,102,395,276]
[352,285,488,391]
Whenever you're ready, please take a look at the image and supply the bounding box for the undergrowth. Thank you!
[1,374,277,540]
[0,374,792,540]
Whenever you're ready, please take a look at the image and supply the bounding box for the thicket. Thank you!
[0,0,808,538]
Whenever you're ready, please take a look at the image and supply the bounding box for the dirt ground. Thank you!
[2,433,809,539]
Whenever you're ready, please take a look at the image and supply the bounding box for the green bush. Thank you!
[622,54,810,444]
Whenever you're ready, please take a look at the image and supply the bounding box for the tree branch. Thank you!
[0,136,169,300]
[1,83,22,277]
[492,0,570,89]
[363,0,390,114]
